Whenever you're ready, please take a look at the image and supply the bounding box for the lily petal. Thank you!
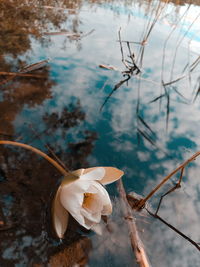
[82,191,103,212]
[90,181,112,209]
[60,179,91,227]
[81,208,101,223]
[82,167,124,185]
[52,186,69,239]
[80,167,105,181]
[91,223,102,235]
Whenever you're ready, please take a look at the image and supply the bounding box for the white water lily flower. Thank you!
[52,167,124,238]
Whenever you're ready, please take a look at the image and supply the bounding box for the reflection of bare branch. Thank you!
[127,162,200,251]
[162,81,170,130]
[145,208,200,252]
[193,77,200,102]
[170,12,200,81]
[100,76,130,111]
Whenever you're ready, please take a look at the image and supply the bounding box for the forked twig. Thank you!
[136,150,200,209]
[154,166,184,215]
[100,29,140,111]
[144,163,200,252]
[127,162,200,251]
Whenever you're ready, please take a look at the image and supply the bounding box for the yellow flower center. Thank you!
[82,193,95,210]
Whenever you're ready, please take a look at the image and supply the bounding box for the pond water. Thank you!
[0,0,200,266]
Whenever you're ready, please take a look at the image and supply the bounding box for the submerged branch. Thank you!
[0,71,45,78]
[117,179,150,267]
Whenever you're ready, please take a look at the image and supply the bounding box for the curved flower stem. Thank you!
[0,140,68,176]
[136,151,200,210]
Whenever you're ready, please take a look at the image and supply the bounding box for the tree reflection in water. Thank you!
[1,0,200,266]
[0,0,96,266]
[0,102,96,265]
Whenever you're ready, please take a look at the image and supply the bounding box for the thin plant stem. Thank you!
[0,140,68,176]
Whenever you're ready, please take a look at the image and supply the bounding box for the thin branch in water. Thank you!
[169,12,200,81]
[137,128,156,147]
[138,115,156,137]
[118,28,125,64]
[162,81,170,131]
[154,180,182,215]
[190,56,200,73]
[0,72,45,78]
[116,40,146,45]
[149,94,165,103]
[19,59,50,73]
[117,179,150,267]
[160,4,191,108]
[163,76,186,86]
[136,150,200,209]
[100,29,141,111]
[100,76,130,111]
[193,77,200,102]
[145,208,200,252]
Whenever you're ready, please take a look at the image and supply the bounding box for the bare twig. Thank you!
[136,150,200,210]
[100,75,130,111]
[100,29,141,111]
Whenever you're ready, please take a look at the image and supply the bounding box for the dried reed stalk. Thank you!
[117,179,150,267]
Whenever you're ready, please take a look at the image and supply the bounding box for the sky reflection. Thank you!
[1,0,200,266]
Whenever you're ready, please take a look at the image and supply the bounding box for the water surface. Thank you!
[0,0,200,266]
